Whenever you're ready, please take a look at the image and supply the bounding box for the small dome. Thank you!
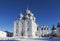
[26,9,31,14]
[44,25,46,27]
[26,15,29,19]
[30,16,33,20]
[41,25,43,28]
[44,25,48,27]
[30,13,34,16]
[20,13,23,18]
[19,13,23,20]
[46,25,48,27]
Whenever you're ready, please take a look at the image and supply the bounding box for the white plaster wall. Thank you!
[56,27,60,36]
[0,31,6,37]
[31,20,37,38]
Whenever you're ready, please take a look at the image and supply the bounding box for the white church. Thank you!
[0,8,60,39]
[13,8,50,38]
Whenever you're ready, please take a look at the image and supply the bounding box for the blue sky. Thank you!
[0,0,60,32]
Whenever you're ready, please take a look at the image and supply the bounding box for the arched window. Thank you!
[41,28,43,30]
[27,28,29,31]
[44,28,46,30]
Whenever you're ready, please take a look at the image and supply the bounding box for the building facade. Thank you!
[14,9,50,38]
[51,25,57,37]
[51,23,60,37]
[14,9,38,38]
[56,23,60,37]
[0,31,7,37]
[36,25,50,37]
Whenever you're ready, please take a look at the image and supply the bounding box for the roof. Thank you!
[52,25,56,30]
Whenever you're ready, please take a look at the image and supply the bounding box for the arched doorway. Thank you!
[21,31,24,36]
[21,32,23,36]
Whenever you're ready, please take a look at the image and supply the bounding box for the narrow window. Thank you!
[27,28,29,31]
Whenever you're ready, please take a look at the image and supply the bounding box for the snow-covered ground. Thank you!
[15,37,60,41]
[0,37,60,41]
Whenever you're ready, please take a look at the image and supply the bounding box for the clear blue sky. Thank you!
[0,0,60,32]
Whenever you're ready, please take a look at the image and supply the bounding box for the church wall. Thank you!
[13,9,51,38]
[56,27,60,37]
[31,20,37,38]
[0,31,7,37]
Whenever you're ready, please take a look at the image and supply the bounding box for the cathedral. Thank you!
[13,8,50,38]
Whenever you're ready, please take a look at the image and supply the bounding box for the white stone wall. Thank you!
[31,20,37,38]
[14,9,50,38]
[37,25,50,37]
[14,19,38,38]
[56,27,60,37]
[14,19,50,38]
[0,31,7,37]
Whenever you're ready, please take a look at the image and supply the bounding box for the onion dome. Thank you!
[41,25,44,28]
[30,13,34,17]
[20,13,23,18]
[25,9,31,15]
[45,25,48,27]
[19,13,23,19]
[30,16,33,20]
[26,15,29,18]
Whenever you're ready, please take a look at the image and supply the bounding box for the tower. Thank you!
[56,22,60,37]
[14,8,37,38]
[51,25,57,37]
